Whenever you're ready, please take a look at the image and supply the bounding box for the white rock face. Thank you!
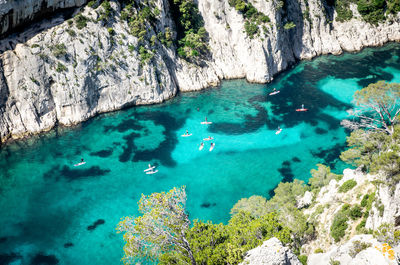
[239,237,302,265]
[302,169,376,253]
[297,190,313,209]
[366,180,400,231]
[308,234,399,265]
[1,0,400,142]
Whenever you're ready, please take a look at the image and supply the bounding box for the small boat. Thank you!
[269,90,280,96]
[146,170,158,175]
[203,137,214,141]
[199,143,204,151]
[144,166,156,172]
[296,104,308,112]
[181,133,192,137]
[209,143,215,152]
[74,161,86,167]
[275,128,282,135]
[201,121,212,125]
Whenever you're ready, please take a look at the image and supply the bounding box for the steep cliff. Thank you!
[1,0,400,142]
[0,0,88,36]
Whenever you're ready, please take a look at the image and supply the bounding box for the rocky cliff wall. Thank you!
[1,0,400,142]
[0,0,87,36]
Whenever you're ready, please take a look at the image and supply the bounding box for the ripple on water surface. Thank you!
[1,43,400,264]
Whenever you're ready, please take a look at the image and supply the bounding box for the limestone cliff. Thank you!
[0,0,88,36]
[1,0,400,142]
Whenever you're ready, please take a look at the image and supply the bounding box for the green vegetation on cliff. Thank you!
[332,0,400,24]
[228,0,271,38]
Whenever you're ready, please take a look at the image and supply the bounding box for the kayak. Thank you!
[296,108,308,112]
[144,166,156,172]
[209,144,215,152]
[199,144,204,151]
[203,137,214,141]
[275,129,282,135]
[74,162,86,167]
[146,170,158,175]
[269,91,280,96]
[201,121,212,125]
[181,134,192,137]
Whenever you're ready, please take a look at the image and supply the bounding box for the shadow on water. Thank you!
[106,111,187,167]
[43,165,110,181]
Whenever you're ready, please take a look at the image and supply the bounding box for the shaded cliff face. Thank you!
[1,0,400,142]
[0,0,88,37]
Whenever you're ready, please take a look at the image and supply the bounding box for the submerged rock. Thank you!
[239,237,301,265]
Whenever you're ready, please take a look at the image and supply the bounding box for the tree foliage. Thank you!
[160,211,291,265]
[338,179,357,193]
[340,125,400,180]
[230,195,268,218]
[309,164,341,190]
[116,186,196,265]
[265,180,314,250]
[341,81,400,135]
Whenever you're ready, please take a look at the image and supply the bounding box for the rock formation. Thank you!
[308,234,400,265]
[1,0,400,142]
[239,237,302,265]
[0,0,88,36]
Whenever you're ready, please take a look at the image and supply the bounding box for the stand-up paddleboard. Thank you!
[74,162,86,167]
[296,104,308,112]
[146,170,158,175]
[296,108,308,112]
[181,134,192,137]
[203,137,214,141]
[144,166,156,172]
[201,121,212,125]
[209,143,215,152]
[275,128,282,135]
[269,90,280,96]
[199,144,204,151]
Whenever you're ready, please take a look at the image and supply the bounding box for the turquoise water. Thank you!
[1,43,400,264]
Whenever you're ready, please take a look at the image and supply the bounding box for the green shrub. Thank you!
[87,0,98,8]
[107,27,114,35]
[31,44,40,48]
[338,179,357,193]
[357,0,385,24]
[56,62,67,72]
[349,205,363,220]
[335,0,354,22]
[66,28,76,37]
[299,255,308,265]
[349,240,371,257]
[244,21,258,38]
[331,212,349,242]
[356,218,367,232]
[309,164,341,191]
[330,259,340,265]
[373,223,400,245]
[52,43,67,57]
[314,248,324,253]
[98,0,112,22]
[75,14,88,29]
[283,21,296,30]
[139,46,154,64]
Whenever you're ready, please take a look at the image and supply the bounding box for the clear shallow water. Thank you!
[1,43,400,264]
